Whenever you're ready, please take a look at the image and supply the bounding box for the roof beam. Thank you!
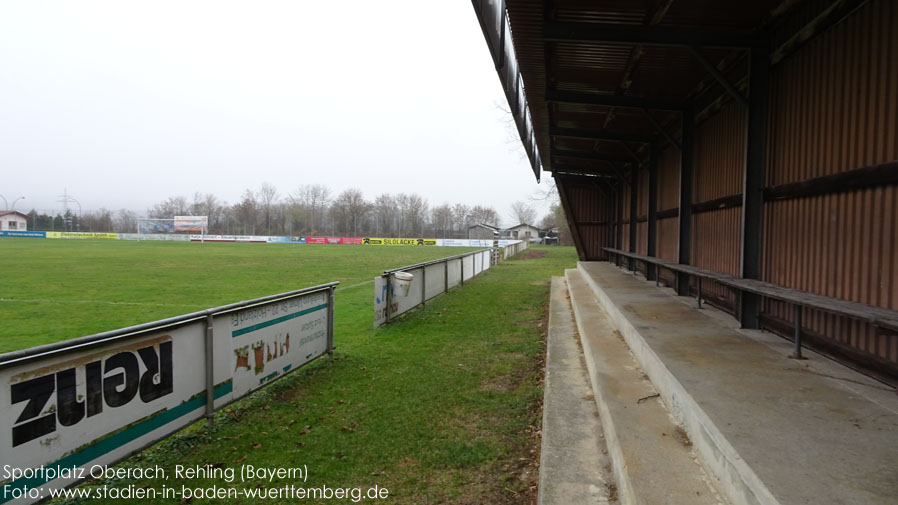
[551,149,634,162]
[547,89,683,111]
[642,109,682,151]
[543,21,763,48]
[550,126,654,143]
[550,163,621,176]
[689,46,749,106]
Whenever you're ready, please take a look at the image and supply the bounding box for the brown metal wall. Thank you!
[657,145,680,263]
[621,186,631,252]
[763,0,898,365]
[691,102,746,308]
[657,146,680,285]
[560,179,613,260]
[637,166,649,255]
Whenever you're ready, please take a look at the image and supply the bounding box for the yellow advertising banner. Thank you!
[362,238,436,246]
[45,232,119,240]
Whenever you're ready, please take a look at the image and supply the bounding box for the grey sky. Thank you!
[0,1,550,227]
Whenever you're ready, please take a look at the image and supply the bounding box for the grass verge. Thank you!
[48,245,577,504]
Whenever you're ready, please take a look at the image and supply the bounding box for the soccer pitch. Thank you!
[0,239,479,353]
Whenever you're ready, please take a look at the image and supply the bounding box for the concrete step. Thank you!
[577,261,898,505]
[538,277,614,505]
[564,269,727,505]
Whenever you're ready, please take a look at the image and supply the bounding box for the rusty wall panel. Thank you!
[693,207,742,307]
[689,100,746,311]
[659,146,680,210]
[767,0,898,186]
[657,146,680,262]
[762,0,898,371]
[658,217,678,262]
[562,180,613,259]
[621,186,631,251]
[694,101,745,201]
[637,166,649,255]
[763,188,898,360]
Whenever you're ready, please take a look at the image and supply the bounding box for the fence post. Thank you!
[327,286,335,355]
[386,274,393,323]
[444,259,449,293]
[461,257,465,285]
[204,312,214,428]
[421,266,426,307]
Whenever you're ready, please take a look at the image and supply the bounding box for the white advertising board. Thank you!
[218,291,330,398]
[374,250,492,328]
[0,323,209,504]
[173,216,207,232]
[0,285,335,504]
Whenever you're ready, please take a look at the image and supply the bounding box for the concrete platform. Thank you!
[565,269,727,505]
[538,277,613,505]
[576,261,898,505]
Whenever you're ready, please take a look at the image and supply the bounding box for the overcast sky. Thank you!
[0,1,550,227]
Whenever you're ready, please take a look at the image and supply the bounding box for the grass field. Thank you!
[0,239,480,352]
[1,239,579,504]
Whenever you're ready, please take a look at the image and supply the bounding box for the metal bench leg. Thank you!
[789,305,806,360]
[697,277,703,309]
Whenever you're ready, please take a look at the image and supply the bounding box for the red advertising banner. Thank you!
[340,237,363,245]
[305,237,328,244]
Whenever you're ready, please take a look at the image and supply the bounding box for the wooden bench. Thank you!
[603,247,898,360]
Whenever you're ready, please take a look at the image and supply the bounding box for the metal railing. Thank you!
[374,241,529,327]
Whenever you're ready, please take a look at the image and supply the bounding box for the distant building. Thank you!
[467,223,501,240]
[506,223,542,241]
[0,211,28,231]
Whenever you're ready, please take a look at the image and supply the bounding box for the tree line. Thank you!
[24,184,565,239]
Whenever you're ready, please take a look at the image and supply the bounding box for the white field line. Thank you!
[335,279,374,291]
[0,279,375,308]
[0,298,207,308]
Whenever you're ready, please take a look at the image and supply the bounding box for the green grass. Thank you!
[0,239,479,352]
[1,239,578,504]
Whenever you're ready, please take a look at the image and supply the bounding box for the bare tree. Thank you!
[291,184,331,234]
[234,189,259,234]
[431,203,453,238]
[258,183,279,236]
[190,192,224,233]
[373,194,396,237]
[114,209,138,233]
[451,203,470,238]
[148,196,189,218]
[330,188,370,236]
[510,200,537,225]
[400,193,428,237]
[469,205,501,228]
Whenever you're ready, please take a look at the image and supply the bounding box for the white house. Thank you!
[506,223,541,241]
[0,211,28,231]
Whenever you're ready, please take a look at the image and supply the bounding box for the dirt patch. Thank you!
[675,426,693,447]
[513,249,548,260]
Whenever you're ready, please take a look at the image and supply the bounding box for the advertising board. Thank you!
[0,284,336,504]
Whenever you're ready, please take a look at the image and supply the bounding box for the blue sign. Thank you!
[0,231,46,238]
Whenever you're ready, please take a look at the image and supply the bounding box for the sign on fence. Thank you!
[0,283,336,504]
[374,249,492,327]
